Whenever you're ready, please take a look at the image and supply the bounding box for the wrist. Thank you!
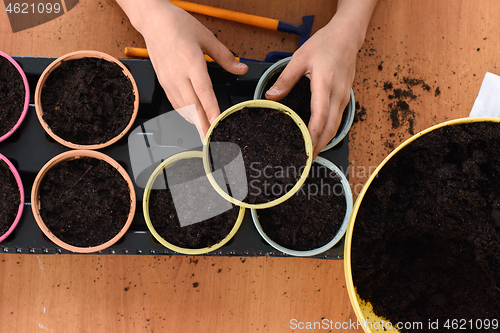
[117,0,176,35]
[331,0,378,49]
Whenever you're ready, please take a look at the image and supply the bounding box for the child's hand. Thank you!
[118,0,248,139]
[265,0,378,158]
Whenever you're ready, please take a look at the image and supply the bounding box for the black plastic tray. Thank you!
[0,56,348,258]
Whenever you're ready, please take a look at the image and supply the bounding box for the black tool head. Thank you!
[298,15,315,46]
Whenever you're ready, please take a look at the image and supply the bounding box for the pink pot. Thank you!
[0,153,24,242]
[0,51,30,143]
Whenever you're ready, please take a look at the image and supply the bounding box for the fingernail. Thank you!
[237,62,248,70]
[209,116,217,124]
[266,87,279,96]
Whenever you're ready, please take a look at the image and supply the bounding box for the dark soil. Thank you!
[0,56,25,138]
[264,75,349,139]
[0,160,20,236]
[265,76,312,124]
[209,107,308,204]
[354,101,367,123]
[148,158,239,249]
[41,57,135,145]
[384,77,434,135]
[258,163,346,251]
[351,122,500,332]
[39,157,131,247]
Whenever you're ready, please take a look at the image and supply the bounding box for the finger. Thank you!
[173,78,211,143]
[189,61,221,125]
[162,87,206,143]
[201,33,248,76]
[308,78,330,155]
[265,56,306,101]
[313,90,350,158]
[161,80,182,110]
[313,103,342,158]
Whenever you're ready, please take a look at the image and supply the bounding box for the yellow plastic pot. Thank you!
[203,100,313,209]
[344,117,500,333]
[143,151,245,255]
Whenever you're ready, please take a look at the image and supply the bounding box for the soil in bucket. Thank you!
[264,76,348,138]
[0,160,20,236]
[258,163,346,251]
[39,157,131,247]
[0,56,25,138]
[148,158,239,249]
[209,107,308,204]
[40,57,135,145]
[351,122,500,332]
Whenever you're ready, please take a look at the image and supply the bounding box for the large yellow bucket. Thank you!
[344,117,500,333]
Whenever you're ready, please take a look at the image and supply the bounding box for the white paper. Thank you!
[469,72,500,118]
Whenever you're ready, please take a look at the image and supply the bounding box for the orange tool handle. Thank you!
[124,47,240,63]
[170,0,279,31]
[125,47,149,58]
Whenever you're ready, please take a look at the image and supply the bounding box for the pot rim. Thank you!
[0,153,25,242]
[251,156,353,257]
[142,150,245,255]
[203,99,314,209]
[0,51,30,143]
[31,150,136,253]
[253,56,355,152]
[344,117,500,333]
[34,50,139,150]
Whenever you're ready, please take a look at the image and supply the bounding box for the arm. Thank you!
[116,0,248,140]
[265,0,378,158]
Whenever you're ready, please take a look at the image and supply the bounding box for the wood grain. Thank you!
[0,255,355,332]
[1,0,500,331]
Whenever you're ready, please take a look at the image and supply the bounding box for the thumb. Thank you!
[203,35,248,75]
[265,57,305,101]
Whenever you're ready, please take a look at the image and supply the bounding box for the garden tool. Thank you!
[170,0,314,46]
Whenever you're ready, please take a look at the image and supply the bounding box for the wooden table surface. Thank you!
[1,0,499,332]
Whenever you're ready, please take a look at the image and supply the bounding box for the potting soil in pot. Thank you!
[258,163,346,251]
[39,157,131,247]
[351,122,500,332]
[209,107,308,204]
[264,76,348,138]
[0,160,20,236]
[0,56,25,138]
[40,57,135,145]
[148,158,239,249]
